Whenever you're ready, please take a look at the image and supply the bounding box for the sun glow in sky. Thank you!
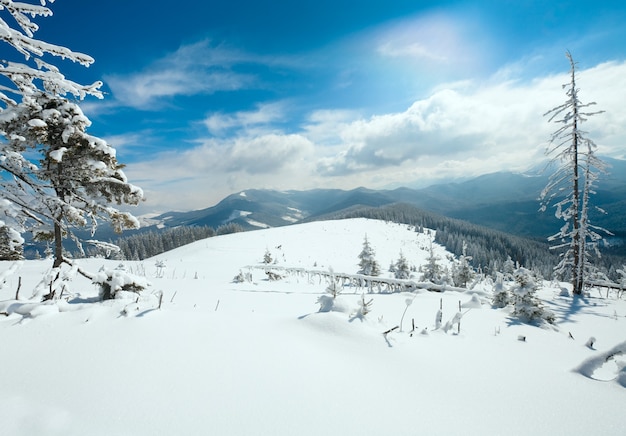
[6,0,626,213]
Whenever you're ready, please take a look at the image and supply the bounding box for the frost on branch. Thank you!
[539,51,609,295]
[0,0,102,104]
[93,266,149,301]
[0,91,144,267]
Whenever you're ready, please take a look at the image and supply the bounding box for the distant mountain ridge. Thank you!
[139,157,626,247]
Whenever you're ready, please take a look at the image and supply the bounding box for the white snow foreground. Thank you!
[0,218,625,435]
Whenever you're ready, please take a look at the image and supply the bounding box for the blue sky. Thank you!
[7,0,626,213]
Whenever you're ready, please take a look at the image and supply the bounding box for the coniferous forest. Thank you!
[108,202,625,282]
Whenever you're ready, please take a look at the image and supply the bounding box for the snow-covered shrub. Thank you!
[317,277,343,312]
[265,270,283,281]
[233,270,252,283]
[510,267,555,324]
[93,268,149,300]
[316,295,335,312]
[352,293,373,319]
[492,273,510,308]
[263,249,273,264]
[34,264,78,301]
[442,311,463,334]
[326,278,342,298]
[155,260,166,278]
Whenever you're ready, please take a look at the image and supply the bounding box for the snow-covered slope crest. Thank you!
[0,218,625,436]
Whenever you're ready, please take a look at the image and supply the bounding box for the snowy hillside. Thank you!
[1,218,625,436]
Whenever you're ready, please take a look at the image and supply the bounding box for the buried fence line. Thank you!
[242,264,469,294]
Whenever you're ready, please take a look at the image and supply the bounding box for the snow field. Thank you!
[0,218,625,435]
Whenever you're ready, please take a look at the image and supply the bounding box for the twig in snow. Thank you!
[15,276,21,300]
[383,326,399,335]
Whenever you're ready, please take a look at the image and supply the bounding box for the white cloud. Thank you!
[372,11,490,73]
[102,133,143,151]
[316,60,626,178]
[221,133,315,174]
[108,69,253,109]
[204,102,287,135]
[125,60,626,213]
[124,132,316,212]
[104,40,295,109]
[302,109,363,146]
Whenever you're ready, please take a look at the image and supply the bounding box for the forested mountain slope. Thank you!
[139,158,626,247]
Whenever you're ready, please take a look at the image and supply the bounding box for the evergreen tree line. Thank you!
[319,203,624,281]
[115,223,244,260]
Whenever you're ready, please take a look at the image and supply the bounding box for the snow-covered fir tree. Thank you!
[357,234,380,276]
[616,265,626,287]
[510,267,555,324]
[420,240,446,284]
[540,51,610,295]
[452,241,474,288]
[502,256,516,279]
[491,273,510,308]
[394,250,411,279]
[0,1,142,271]
[0,223,23,260]
[0,91,143,267]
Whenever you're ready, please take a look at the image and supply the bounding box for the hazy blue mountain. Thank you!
[133,156,626,245]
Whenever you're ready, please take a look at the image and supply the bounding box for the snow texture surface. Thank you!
[0,218,625,435]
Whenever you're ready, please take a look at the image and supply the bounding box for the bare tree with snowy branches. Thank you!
[540,51,610,295]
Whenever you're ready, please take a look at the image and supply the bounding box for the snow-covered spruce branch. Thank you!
[0,0,53,38]
[1,1,103,105]
[0,0,94,66]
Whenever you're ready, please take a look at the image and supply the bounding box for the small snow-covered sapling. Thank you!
[354,293,373,318]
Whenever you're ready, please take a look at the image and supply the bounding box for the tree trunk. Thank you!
[570,57,583,296]
[53,165,65,269]
[53,218,64,268]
